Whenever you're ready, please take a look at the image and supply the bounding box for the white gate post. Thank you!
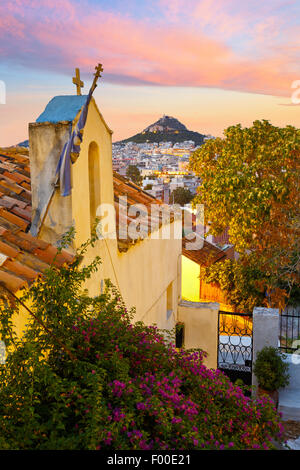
[252,307,280,395]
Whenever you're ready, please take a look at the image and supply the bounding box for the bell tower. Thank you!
[29,65,115,249]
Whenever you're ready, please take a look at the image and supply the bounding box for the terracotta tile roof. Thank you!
[0,147,73,293]
[182,235,229,267]
[0,148,32,233]
[181,210,235,266]
[113,172,177,252]
[0,227,74,293]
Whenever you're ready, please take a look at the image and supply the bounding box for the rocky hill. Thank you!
[116,115,206,145]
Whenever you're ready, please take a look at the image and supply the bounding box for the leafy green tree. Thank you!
[202,257,269,312]
[126,165,142,186]
[190,120,300,309]
[170,187,194,206]
[0,233,284,450]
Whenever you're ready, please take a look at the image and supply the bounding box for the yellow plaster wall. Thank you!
[177,300,219,369]
[81,220,182,331]
[69,98,182,331]
[12,304,30,339]
[181,255,200,302]
[71,98,115,247]
[8,225,182,343]
[0,294,31,352]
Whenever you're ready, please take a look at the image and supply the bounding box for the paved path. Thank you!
[286,437,300,450]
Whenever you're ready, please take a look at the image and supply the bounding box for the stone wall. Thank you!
[252,307,280,392]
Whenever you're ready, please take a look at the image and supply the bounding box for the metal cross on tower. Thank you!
[72,68,84,95]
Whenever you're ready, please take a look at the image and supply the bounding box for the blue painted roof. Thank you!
[36,95,88,123]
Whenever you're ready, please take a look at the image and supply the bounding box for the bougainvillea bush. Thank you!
[0,236,284,450]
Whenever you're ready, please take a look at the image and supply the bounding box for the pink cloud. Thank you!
[0,0,298,97]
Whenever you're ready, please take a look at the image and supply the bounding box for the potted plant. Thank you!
[253,346,290,407]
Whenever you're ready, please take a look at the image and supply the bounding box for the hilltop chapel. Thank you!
[0,66,230,369]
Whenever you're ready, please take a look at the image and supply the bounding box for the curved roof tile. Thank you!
[0,147,73,293]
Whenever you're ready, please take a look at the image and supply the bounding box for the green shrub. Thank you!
[253,347,290,392]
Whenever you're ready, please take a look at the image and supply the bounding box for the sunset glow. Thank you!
[1,0,300,145]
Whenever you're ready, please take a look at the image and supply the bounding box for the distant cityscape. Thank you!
[112,115,215,204]
[16,115,216,205]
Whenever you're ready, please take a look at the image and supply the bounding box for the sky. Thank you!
[0,0,300,146]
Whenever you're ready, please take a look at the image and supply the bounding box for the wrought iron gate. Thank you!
[279,307,300,354]
[218,311,253,387]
